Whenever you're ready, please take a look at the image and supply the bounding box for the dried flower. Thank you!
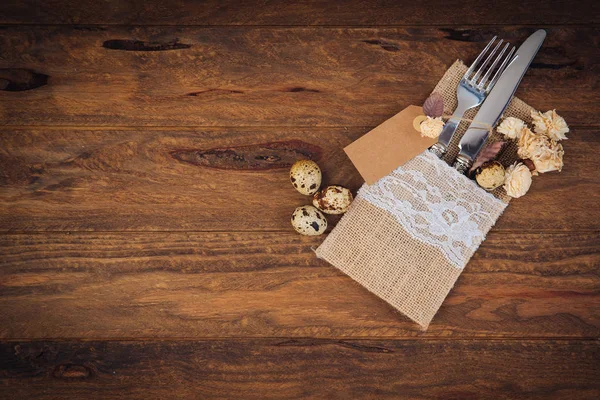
[497,117,525,140]
[420,116,444,138]
[504,162,532,198]
[517,127,564,173]
[475,161,505,191]
[517,127,542,158]
[531,109,569,141]
[533,140,564,173]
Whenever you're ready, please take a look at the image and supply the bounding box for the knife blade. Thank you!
[453,29,546,174]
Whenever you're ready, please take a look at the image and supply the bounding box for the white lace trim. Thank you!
[358,151,507,269]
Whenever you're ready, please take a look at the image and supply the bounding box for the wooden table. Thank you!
[1,1,598,398]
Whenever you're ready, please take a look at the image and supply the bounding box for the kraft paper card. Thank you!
[344,105,436,184]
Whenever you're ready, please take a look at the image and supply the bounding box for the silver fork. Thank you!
[430,37,516,158]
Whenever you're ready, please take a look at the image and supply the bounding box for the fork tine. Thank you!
[463,36,497,79]
[486,46,516,91]
[478,42,510,88]
[471,39,503,83]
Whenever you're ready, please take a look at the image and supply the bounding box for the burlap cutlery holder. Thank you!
[316,60,536,328]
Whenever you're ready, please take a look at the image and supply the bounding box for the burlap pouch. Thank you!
[316,60,536,329]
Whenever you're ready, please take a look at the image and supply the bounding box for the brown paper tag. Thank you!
[344,105,437,184]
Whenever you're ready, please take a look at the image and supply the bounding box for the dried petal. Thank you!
[469,141,505,174]
[423,92,444,118]
[521,158,538,176]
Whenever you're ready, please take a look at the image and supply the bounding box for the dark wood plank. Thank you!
[0,339,598,399]
[0,26,597,127]
[1,0,598,25]
[1,231,597,339]
[0,127,597,231]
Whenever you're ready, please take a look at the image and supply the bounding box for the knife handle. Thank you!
[453,155,472,174]
[453,123,491,174]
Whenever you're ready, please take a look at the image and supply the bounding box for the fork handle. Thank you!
[429,117,461,158]
[429,100,470,158]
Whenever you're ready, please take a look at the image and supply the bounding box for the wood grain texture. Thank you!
[1,231,598,339]
[1,3,599,396]
[1,0,598,25]
[1,339,598,399]
[0,127,597,231]
[0,26,597,127]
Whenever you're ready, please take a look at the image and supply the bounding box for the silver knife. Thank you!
[453,29,546,174]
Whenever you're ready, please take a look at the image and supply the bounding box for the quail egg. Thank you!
[313,185,353,214]
[291,205,327,236]
[290,160,321,196]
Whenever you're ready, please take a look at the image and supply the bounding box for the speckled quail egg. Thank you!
[291,205,327,236]
[312,185,353,214]
[475,161,506,191]
[290,160,322,196]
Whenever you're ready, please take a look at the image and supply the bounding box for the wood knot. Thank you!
[53,364,92,379]
[361,39,400,52]
[0,69,49,91]
[170,140,322,170]
[102,39,192,51]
